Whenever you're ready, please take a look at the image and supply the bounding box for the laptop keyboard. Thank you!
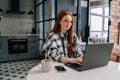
[65,63,82,70]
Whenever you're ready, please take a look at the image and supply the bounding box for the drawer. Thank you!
[28,37,39,41]
[29,49,39,54]
[29,42,39,46]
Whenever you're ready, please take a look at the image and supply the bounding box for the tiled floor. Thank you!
[0,59,41,80]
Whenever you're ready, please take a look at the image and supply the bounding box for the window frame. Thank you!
[89,2,110,38]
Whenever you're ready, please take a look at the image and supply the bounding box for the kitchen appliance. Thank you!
[8,39,28,54]
[6,0,26,14]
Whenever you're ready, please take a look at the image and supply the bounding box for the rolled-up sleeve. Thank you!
[47,37,64,61]
[40,33,53,58]
[41,33,64,62]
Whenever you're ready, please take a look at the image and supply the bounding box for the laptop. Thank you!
[65,43,114,71]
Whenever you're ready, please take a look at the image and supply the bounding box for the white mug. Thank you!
[38,59,52,72]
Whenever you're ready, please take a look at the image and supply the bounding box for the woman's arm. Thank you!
[60,56,83,64]
[60,33,84,64]
[43,33,66,62]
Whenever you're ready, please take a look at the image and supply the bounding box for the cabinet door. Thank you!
[0,39,2,61]
[28,36,40,58]
[0,37,8,62]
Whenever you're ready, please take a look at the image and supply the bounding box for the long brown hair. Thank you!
[51,10,74,58]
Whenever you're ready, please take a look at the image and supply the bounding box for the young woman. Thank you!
[41,10,83,64]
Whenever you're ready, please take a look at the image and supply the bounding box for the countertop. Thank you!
[0,34,40,36]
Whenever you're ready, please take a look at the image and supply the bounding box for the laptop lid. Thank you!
[80,43,114,71]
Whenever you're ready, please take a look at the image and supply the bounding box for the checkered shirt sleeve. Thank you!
[41,32,64,61]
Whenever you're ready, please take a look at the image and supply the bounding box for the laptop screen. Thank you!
[81,43,114,71]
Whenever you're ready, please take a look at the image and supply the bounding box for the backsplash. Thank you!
[0,14,34,34]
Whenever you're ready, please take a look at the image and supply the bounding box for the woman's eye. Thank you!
[64,20,69,22]
[64,20,72,23]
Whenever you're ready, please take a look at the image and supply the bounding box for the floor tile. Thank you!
[0,59,41,80]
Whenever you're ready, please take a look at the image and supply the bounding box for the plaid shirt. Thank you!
[41,32,83,62]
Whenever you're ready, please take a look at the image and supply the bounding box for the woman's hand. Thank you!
[69,55,83,64]
[60,56,83,64]
[77,55,83,63]
[69,58,82,64]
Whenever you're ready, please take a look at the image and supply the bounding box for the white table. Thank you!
[27,61,120,80]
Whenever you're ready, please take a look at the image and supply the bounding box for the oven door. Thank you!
[8,39,28,54]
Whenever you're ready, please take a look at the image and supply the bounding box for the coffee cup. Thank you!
[38,59,52,73]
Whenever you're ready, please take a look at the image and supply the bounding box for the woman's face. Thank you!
[60,15,72,34]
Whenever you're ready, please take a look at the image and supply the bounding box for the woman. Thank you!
[41,10,83,64]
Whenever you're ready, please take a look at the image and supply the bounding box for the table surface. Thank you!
[27,61,120,80]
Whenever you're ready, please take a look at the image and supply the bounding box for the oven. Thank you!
[8,39,28,54]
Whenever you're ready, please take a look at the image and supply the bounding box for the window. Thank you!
[89,0,109,39]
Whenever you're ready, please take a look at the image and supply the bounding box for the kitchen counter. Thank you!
[0,34,41,39]
[0,34,41,62]
[0,34,40,36]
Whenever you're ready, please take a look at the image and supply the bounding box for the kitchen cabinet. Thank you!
[8,35,40,61]
[0,37,8,62]
[0,35,40,62]
[27,36,40,58]
[0,38,2,60]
